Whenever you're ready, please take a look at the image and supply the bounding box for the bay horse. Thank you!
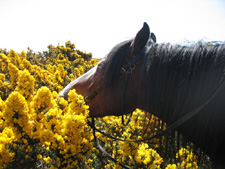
[59,23,225,168]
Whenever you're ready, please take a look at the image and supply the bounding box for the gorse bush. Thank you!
[0,41,96,169]
[0,41,206,168]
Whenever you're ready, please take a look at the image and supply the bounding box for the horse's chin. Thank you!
[88,110,108,118]
[89,110,133,118]
[89,109,122,118]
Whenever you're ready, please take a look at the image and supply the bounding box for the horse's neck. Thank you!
[140,44,225,124]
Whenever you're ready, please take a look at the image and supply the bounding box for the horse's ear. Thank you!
[129,22,150,56]
[150,32,156,43]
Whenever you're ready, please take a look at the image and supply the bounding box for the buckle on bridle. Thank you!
[129,64,136,73]
[84,91,97,103]
[121,64,136,74]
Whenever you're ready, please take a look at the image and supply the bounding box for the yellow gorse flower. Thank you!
[3,92,32,137]
[15,69,35,101]
[8,63,19,89]
[0,53,10,72]
[0,41,99,168]
[8,50,20,67]
[0,73,5,83]
[0,127,15,166]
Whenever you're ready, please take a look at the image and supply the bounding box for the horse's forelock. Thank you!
[103,40,132,86]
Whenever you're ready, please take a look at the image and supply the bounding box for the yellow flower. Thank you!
[19,50,27,61]
[15,69,35,101]
[20,59,32,71]
[3,92,32,137]
[30,86,56,111]
[74,68,81,78]
[37,154,42,160]
[8,63,19,89]
[43,156,51,164]
[0,53,10,72]
[166,164,177,169]
[0,73,5,83]
[8,50,20,67]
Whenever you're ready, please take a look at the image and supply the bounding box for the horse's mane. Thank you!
[144,42,225,164]
[144,43,225,122]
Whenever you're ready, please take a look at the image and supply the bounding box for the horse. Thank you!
[59,22,225,168]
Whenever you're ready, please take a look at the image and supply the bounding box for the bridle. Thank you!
[84,46,147,104]
[85,43,225,168]
[84,46,148,127]
[84,46,147,169]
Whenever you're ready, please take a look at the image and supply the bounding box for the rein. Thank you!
[89,118,131,169]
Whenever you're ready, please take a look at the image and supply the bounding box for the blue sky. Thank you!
[0,0,225,58]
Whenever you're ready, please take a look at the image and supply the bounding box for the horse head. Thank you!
[59,22,154,117]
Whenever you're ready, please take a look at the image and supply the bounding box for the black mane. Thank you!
[143,42,225,165]
[144,43,225,121]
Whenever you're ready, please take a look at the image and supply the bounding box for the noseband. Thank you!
[84,87,103,103]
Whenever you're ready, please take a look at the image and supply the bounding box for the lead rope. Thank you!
[91,118,130,169]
